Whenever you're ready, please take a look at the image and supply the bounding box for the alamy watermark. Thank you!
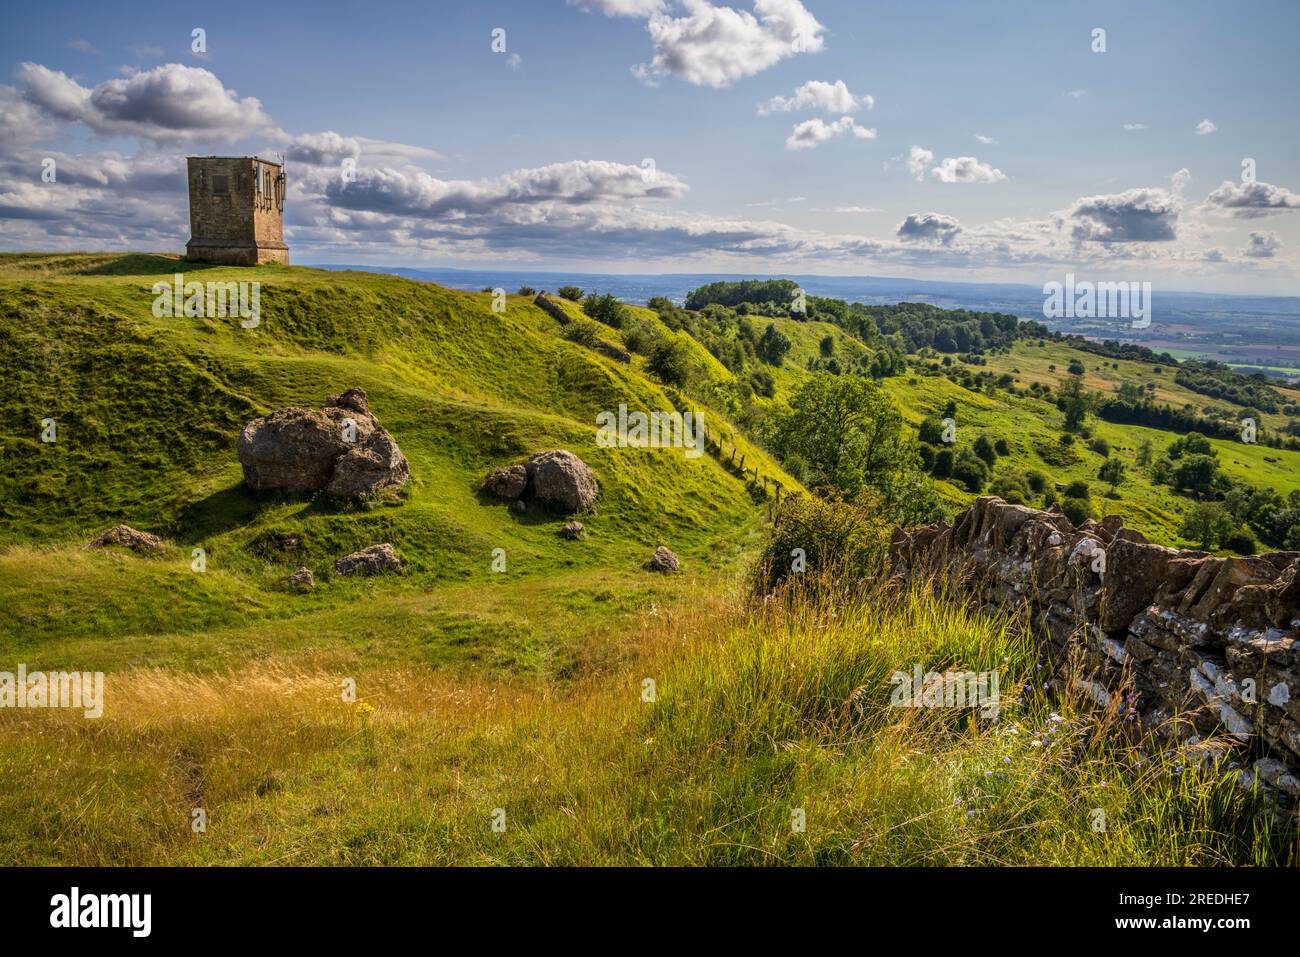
[0,665,103,718]
[152,273,260,328]
[890,664,1000,719]
[1042,273,1151,329]
[596,403,704,459]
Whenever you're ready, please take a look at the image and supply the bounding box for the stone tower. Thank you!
[185,156,288,265]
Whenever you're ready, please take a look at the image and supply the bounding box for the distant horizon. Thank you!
[306,261,1300,303]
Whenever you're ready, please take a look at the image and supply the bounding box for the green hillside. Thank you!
[0,254,1291,867]
[0,253,795,677]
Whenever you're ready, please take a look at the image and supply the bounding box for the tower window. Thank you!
[212,174,229,196]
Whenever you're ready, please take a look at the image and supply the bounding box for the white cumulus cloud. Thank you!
[930,156,1006,184]
[758,79,870,115]
[785,116,876,150]
[634,0,826,88]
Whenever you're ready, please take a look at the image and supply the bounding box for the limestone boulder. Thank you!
[485,464,528,499]
[334,543,403,577]
[645,545,680,573]
[89,525,165,553]
[237,388,409,499]
[526,450,599,513]
[286,566,316,589]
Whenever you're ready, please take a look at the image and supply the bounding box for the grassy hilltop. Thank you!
[0,252,794,677]
[0,254,1293,866]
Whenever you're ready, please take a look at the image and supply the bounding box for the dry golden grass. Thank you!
[0,576,1291,866]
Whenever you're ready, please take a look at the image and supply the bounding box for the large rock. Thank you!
[89,525,165,553]
[645,545,680,573]
[334,543,403,577]
[485,450,599,512]
[237,388,409,500]
[526,450,599,513]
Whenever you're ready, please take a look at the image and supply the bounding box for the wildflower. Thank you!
[355,702,376,718]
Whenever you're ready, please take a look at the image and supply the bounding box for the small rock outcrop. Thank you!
[237,388,410,500]
[645,545,680,573]
[483,450,599,513]
[533,292,572,324]
[334,543,403,577]
[485,464,528,499]
[89,525,165,553]
[559,521,586,541]
[889,496,1300,802]
[285,566,316,589]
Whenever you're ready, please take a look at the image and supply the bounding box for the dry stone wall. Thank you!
[889,496,1300,801]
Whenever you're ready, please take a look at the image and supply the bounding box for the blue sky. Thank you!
[3,0,1299,292]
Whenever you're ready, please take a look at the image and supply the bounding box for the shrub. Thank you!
[517,286,537,297]
[1060,496,1094,525]
[752,494,889,595]
[583,293,627,328]
[748,366,774,395]
[648,339,692,387]
[918,416,946,445]
[990,469,1031,505]
[973,435,997,467]
[1064,480,1091,500]
[1026,470,1050,494]
[932,448,954,479]
[557,285,584,302]
[952,449,990,492]
[749,369,776,398]
[994,438,1011,457]
[621,321,661,356]
[1098,458,1126,489]
[1090,438,1111,457]
[561,320,602,347]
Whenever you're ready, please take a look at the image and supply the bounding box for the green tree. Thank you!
[1057,376,1091,431]
[776,374,915,503]
[1136,439,1153,468]
[1172,454,1218,495]
[951,448,990,492]
[758,323,793,366]
[1098,457,1126,490]
[647,340,691,387]
[1181,502,1235,550]
[583,293,627,328]
[932,448,954,478]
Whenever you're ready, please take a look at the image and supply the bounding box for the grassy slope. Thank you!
[886,339,1300,546]
[0,256,1290,865]
[0,253,794,678]
[1,576,1284,866]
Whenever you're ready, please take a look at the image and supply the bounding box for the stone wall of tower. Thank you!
[186,156,288,266]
